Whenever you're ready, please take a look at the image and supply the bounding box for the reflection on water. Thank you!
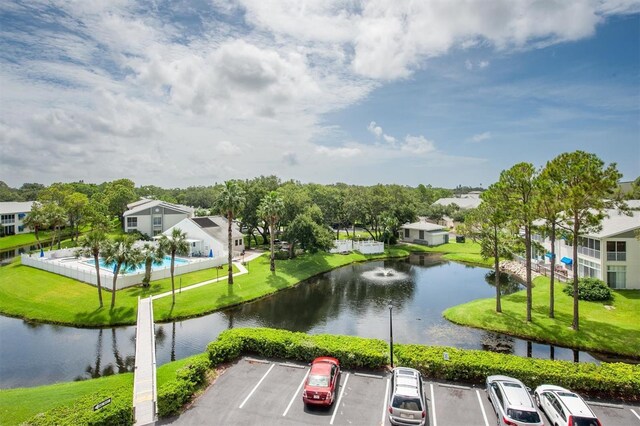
[0,255,629,389]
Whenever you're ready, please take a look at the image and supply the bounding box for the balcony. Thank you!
[607,252,626,261]
[578,247,600,259]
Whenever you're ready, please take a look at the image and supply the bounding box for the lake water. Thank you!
[0,255,611,389]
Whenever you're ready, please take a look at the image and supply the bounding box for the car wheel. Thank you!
[534,393,541,408]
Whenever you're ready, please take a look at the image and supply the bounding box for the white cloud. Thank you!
[465,60,473,70]
[470,132,492,143]
[216,141,242,155]
[316,146,361,158]
[367,121,383,137]
[478,60,490,69]
[401,135,437,154]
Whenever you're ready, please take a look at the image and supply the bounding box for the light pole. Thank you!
[388,304,394,368]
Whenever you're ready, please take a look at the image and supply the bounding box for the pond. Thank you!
[0,255,612,389]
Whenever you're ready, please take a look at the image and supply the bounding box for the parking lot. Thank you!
[164,357,640,426]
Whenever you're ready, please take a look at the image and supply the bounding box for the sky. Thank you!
[1,0,639,189]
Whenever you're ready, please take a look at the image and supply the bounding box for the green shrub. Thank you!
[157,355,211,418]
[25,389,132,425]
[394,344,639,401]
[207,328,388,370]
[563,277,612,301]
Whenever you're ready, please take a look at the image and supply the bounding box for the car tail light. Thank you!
[503,416,517,426]
[388,406,393,414]
[421,410,426,418]
[568,416,573,426]
[302,391,307,398]
[595,419,602,426]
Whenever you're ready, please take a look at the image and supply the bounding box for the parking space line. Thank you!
[353,372,384,379]
[438,383,472,390]
[587,400,624,409]
[329,373,350,425]
[476,389,490,426]
[244,357,270,364]
[381,378,390,425]
[430,383,437,426]
[239,363,275,409]
[631,408,640,421]
[283,369,309,417]
[279,362,306,369]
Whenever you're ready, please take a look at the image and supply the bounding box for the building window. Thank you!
[127,217,137,228]
[153,230,161,236]
[607,266,626,289]
[1,214,14,224]
[578,237,600,258]
[578,258,601,279]
[419,230,424,239]
[606,241,626,261]
[18,213,26,219]
[153,216,162,227]
[404,229,410,238]
[18,225,24,232]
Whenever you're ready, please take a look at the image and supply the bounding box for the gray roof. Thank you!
[0,201,34,215]
[401,221,446,231]
[190,216,243,241]
[585,208,640,238]
[433,197,481,209]
[124,199,194,216]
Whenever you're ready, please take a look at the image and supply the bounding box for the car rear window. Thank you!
[571,417,599,426]
[308,374,329,387]
[507,409,541,423]
[392,395,422,411]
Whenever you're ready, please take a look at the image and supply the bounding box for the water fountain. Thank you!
[360,267,409,282]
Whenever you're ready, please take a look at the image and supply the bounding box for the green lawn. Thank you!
[403,241,492,266]
[0,353,206,425]
[444,276,640,357]
[0,247,412,327]
[0,258,240,327]
[0,231,54,250]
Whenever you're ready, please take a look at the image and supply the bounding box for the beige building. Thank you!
[399,220,449,246]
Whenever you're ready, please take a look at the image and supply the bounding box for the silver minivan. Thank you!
[486,375,544,426]
[388,367,427,426]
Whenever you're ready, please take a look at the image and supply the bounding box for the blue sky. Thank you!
[1,1,638,188]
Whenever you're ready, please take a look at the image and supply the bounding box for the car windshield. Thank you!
[507,409,541,423]
[571,418,599,426]
[392,395,422,411]
[308,374,329,387]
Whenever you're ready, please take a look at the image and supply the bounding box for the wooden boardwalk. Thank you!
[133,297,157,425]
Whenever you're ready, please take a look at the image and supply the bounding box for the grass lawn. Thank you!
[0,353,207,426]
[403,241,492,267]
[0,246,412,327]
[0,231,55,250]
[444,276,640,357]
[0,258,240,327]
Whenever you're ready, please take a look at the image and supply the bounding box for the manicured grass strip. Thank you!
[444,276,640,358]
[0,247,410,327]
[152,247,411,321]
[0,257,239,327]
[404,241,492,266]
[0,353,206,426]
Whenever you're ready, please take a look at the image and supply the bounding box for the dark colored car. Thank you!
[302,357,340,406]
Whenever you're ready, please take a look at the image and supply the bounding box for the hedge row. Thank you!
[207,328,388,369]
[25,389,132,426]
[157,354,210,418]
[208,328,640,402]
[395,344,640,401]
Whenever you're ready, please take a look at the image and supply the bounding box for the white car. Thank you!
[388,367,427,426]
[486,375,544,426]
[534,385,601,426]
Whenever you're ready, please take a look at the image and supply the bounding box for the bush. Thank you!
[563,277,612,301]
[26,389,133,425]
[206,328,640,402]
[157,355,211,418]
[208,328,388,370]
[394,344,639,401]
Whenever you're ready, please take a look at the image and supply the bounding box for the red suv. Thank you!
[302,357,340,406]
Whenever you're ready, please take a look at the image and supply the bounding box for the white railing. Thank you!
[354,240,384,254]
[21,253,225,290]
[330,240,353,253]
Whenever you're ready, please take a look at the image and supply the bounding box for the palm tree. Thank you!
[102,234,141,309]
[140,242,165,287]
[22,202,46,250]
[214,181,246,284]
[76,229,108,307]
[159,228,189,305]
[257,191,284,272]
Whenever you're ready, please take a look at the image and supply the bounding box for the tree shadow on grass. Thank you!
[215,283,243,306]
[74,306,135,327]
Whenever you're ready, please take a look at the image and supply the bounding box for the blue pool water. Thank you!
[85,256,189,274]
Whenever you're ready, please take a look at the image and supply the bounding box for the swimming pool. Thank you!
[85,256,189,274]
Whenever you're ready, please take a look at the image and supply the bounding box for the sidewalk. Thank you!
[151,250,264,301]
